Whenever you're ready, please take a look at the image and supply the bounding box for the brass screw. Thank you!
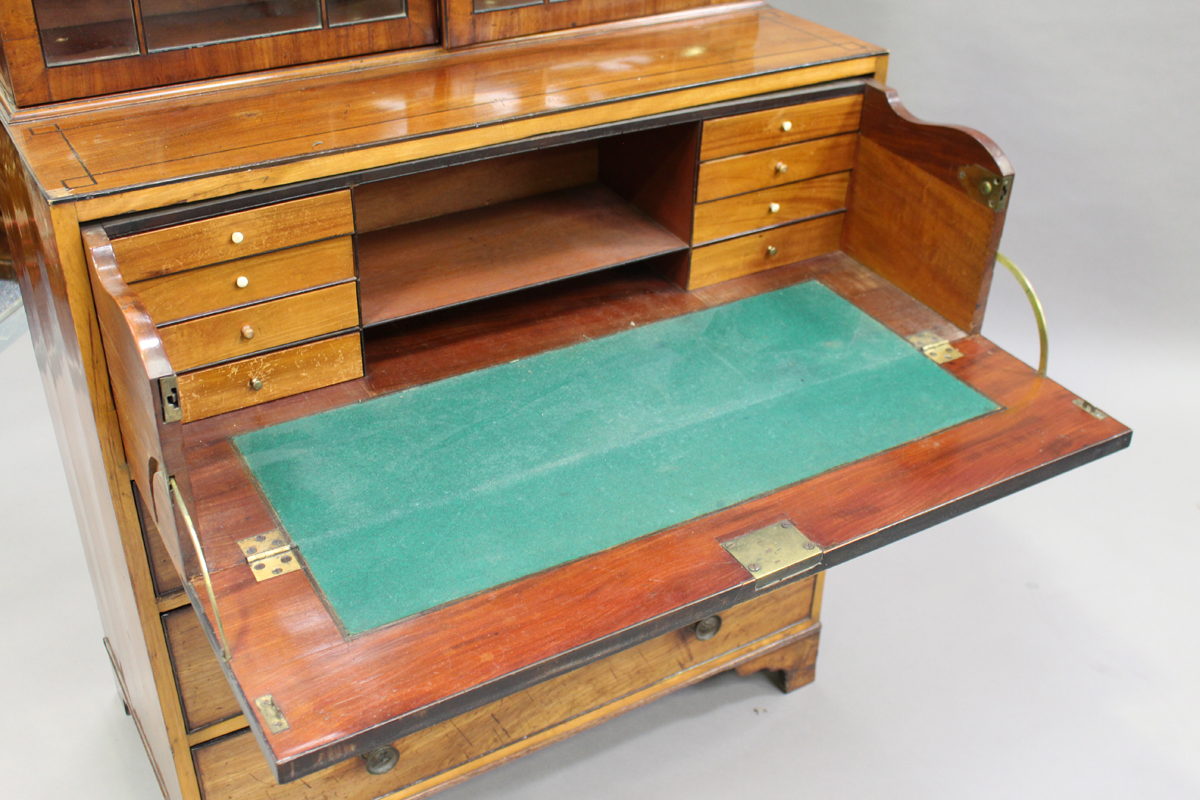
[766,246,778,257]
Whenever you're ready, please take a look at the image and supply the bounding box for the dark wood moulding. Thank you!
[173,252,1130,782]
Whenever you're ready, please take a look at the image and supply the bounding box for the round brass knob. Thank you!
[363,746,400,775]
[980,179,994,195]
[693,615,722,641]
[768,202,781,214]
[235,276,249,289]
[231,231,244,244]
[780,120,792,132]
[249,378,264,391]
[766,245,778,257]
[241,325,255,340]
[775,162,788,175]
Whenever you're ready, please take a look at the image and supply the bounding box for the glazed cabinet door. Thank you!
[0,0,438,105]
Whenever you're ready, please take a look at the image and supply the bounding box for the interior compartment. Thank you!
[354,125,699,328]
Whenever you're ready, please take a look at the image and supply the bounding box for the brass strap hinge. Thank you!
[722,520,824,589]
[237,531,301,581]
[1073,398,1108,419]
[906,330,964,364]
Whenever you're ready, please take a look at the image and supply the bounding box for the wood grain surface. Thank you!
[174,251,1128,782]
[177,333,363,422]
[689,212,844,288]
[354,145,599,233]
[158,283,359,373]
[3,8,883,213]
[358,184,687,324]
[162,605,242,734]
[696,133,858,202]
[194,578,819,800]
[112,192,353,283]
[131,238,355,325]
[692,171,849,244]
[700,93,863,160]
[842,81,1011,334]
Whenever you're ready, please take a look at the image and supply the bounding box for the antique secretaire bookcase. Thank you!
[0,1,1130,798]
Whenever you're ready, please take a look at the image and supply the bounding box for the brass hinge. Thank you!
[958,165,1013,212]
[254,694,290,734]
[159,376,182,423]
[907,330,963,364]
[722,520,823,589]
[1073,398,1108,419]
[237,531,301,581]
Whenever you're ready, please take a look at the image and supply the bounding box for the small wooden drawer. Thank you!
[112,191,354,283]
[193,577,820,800]
[177,333,363,423]
[163,606,242,735]
[700,94,863,161]
[689,213,845,289]
[696,134,857,203]
[159,283,359,373]
[693,172,851,245]
[131,238,355,325]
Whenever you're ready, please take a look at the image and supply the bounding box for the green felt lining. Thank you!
[234,282,997,634]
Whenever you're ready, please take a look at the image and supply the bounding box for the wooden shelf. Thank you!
[357,184,688,325]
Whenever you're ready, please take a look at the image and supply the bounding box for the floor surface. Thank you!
[2,1,1197,797]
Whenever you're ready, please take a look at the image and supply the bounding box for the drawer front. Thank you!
[689,213,845,289]
[112,191,354,283]
[193,577,819,800]
[693,172,851,245]
[159,283,360,373]
[696,133,857,203]
[163,606,242,734]
[700,94,863,161]
[178,333,363,423]
[132,237,356,325]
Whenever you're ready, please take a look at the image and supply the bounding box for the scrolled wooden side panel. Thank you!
[842,80,1014,334]
[84,226,196,579]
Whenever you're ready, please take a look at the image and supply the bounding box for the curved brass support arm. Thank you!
[169,477,230,661]
[996,252,1049,378]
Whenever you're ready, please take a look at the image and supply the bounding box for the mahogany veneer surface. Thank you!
[4,8,883,209]
[177,252,1130,782]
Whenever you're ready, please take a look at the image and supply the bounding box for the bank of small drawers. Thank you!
[690,95,862,288]
[117,191,363,422]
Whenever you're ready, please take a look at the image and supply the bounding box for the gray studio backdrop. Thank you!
[0,1,1195,798]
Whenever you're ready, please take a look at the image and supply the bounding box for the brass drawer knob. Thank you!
[693,615,722,641]
[235,276,249,289]
[774,162,788,175]
[231,231,245,244]
[780,120,792,132]
[241,325,256,340]
[363,746,400,775]
[249,378,264,391]
[766,245,778,257]
[768,202,781,214]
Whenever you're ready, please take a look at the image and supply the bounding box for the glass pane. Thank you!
[32,0,139,66]
[473,0,543,13]
[327,0,407,26]
[140,0,322,52]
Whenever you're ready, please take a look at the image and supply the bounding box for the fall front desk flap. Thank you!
[232,282,996,634]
